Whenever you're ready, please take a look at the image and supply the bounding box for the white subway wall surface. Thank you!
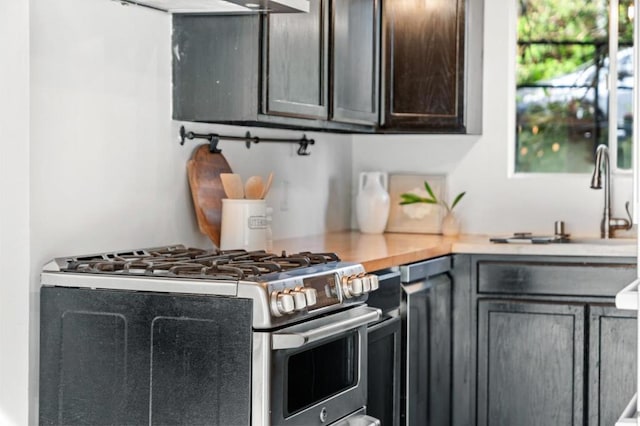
[0,1,30,425]
[28,1,352,422]
[174,122,353,240]
[353,0,633,237]
[29,1,175,422]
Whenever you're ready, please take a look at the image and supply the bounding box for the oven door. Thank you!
[264,306,380,426]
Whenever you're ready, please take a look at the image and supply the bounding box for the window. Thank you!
[515,0,634,173]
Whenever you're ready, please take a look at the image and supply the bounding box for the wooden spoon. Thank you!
[260,172,274,199]
[220,173,244,199]
[244,175,265,200]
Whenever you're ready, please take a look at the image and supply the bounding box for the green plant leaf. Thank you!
[399,193,420,201]
[399,193,437,205]
[450,191,466,210]
[423,181,437,202]
[400,200,438,205]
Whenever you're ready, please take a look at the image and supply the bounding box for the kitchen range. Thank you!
[39,245,382,426]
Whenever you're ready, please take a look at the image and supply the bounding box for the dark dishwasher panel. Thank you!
[39,287,252,426]
[401,256,452,426]
[368,315,401,426]
[367,269,401,314]
[366,269,402,426]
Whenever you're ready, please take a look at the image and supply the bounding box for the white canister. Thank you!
[220,199,268,251]
[356,172,390,234]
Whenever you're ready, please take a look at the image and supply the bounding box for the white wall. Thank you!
[29,0,351,422]
[0,1,30,425]
[353,0,634,237]
[175,122,352,241]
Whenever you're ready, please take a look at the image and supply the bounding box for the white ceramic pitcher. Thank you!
[356,172,390,234]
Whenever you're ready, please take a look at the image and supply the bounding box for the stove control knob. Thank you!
[342,274,365,298]
[359,273,371,293]
[349,276,364,297]
[286,289,307,311]
[297,287,318,307]
[369,274,380,291]
[341,275,353,298]
[270,291,295,316]
[351,277,365,296]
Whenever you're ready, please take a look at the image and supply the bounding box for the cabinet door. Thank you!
[367,315,401,426]
[477,300,584,426]
[264,0,329,119]
[402,272,451,426]
[172,15,260,122]
[381,0,465,131]
[588,305,637,426]
[39,287,252,426]
[331,0,379,125]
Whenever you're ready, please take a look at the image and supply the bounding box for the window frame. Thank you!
[510,0,635,178]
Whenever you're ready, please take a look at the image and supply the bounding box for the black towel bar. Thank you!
[179,126,314,156]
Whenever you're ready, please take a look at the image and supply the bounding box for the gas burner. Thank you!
[297,251,342,263]
[59,245,343,280]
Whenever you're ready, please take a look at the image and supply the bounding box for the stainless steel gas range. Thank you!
[39,245,381,426]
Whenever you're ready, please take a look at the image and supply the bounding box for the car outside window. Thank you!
[515,0,634,173]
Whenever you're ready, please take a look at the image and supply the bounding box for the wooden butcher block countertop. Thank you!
[272,231,455,271]
[271,231,637,272]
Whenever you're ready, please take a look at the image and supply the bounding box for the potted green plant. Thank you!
[400,180,466,236]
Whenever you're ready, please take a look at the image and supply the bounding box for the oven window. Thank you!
[286,332,358,415]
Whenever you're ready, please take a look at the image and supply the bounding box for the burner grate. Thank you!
[60,246,342,280]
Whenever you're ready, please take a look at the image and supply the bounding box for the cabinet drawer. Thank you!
[477,260,636,297]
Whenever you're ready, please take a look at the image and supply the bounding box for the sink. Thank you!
[568,237,636,246]
[489,233,636,246]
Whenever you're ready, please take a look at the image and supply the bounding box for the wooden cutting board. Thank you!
[186,145,232,247]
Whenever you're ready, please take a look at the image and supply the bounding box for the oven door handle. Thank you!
[271,306,381,350]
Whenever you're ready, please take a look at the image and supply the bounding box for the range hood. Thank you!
[118,0,309,13]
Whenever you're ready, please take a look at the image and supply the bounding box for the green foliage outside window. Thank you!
[515,0,634,173]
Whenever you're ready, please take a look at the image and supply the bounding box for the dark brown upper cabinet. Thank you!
[263,0,330,120]
[330,0,380,125]
[172,0,482,134]
[265,0,380,126]
[172,15,262,125]
[172,0,379,132]
[380,0,483,134]
[381,0,469,132]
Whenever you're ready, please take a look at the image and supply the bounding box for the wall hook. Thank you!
[297,135,313,156]
[208,135,222,153]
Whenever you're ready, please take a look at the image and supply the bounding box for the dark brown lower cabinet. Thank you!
[476,300,637,426]
[588,305,637,426]
[471,255,638,426]
[477,299,585,426]
[401,264,452,426]
[366,255,637,426]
